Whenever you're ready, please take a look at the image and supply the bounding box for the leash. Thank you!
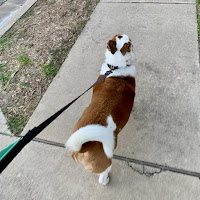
[0,69,114,173]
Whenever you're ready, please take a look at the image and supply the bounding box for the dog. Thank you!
[65,34,136,185]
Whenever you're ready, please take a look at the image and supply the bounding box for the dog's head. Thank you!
[106,34,134,68]
[107,34,132,55]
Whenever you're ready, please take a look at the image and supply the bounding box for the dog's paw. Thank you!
[99,175,109,186]
[102,176,110,186]
[99,174,110,186]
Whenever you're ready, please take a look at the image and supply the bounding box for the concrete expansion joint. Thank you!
[127,162,164,178]
[102,2,195,5]
[1,133,200,179]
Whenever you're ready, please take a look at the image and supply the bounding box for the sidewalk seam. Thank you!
[102,2,195,5]
[1,132,200,178]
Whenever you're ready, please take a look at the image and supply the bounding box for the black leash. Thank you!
[0,69,113,173]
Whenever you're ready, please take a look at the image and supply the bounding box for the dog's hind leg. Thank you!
[98,165,112,185]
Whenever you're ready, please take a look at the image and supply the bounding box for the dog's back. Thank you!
[70,75,135,173]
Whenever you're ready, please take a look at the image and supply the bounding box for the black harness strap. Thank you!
[0,69,113,173]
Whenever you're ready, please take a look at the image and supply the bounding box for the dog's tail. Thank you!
[65,116,116,158]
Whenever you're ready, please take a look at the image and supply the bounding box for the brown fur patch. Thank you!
[107,34,119,54]
[72,76,135,173]
[120,42,131,56]
[72,142,112,174]
[107,40,117,54]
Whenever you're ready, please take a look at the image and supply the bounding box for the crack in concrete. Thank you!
[113,155,200,178]
[127,162,164,177]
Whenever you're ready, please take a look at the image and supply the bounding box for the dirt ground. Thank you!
[0,0,99,135]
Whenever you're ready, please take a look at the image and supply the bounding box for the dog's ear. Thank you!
[107,40,117,54]
[120,42,131,56]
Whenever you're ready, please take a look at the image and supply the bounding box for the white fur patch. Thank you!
[65,116,116,158]
[105,50,134,68]
[100,62,136,78]
[98,165,112,185]
[116,34,130,50]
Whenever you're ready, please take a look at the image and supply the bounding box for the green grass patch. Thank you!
[0,33,15,52]
[41,63,58,77]
[1,107,7,114]
[0,63,12,87]
[47,39,70,73]
[44,22,86,77]
[17,53,32,66]
[197,0,200,38]
[0,71,12,87]
[23,7,35,19]
[76,22,85,35]
[17,7,35,23]
[47,0,56,5]
[8,115,28,135]
[69,7,77,12]
[198,15,200,37]
[21,82,31,87]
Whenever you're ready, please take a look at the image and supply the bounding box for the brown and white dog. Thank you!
[65,34,136,185]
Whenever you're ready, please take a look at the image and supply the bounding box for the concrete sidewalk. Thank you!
[0,0,37,37]
[0,0,27,26]
[1,0,200,199]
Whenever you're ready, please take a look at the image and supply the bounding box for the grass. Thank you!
[17,53,32,66]
[21,82,31,87]
[0,33,15,52]
[0,64,12,88]
[69,7,77,12]
[8,115,28,135]
[41,63,58,77]
[17,7,35,23]
[0,53,31,90]
[44,22,85,76]
[46,38,75,76]
[0,71,12,87]
[197,0,200,37]
[47,0,56,5]
[75,22,85,35]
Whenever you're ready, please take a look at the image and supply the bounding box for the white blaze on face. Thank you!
[116,34,130,51]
